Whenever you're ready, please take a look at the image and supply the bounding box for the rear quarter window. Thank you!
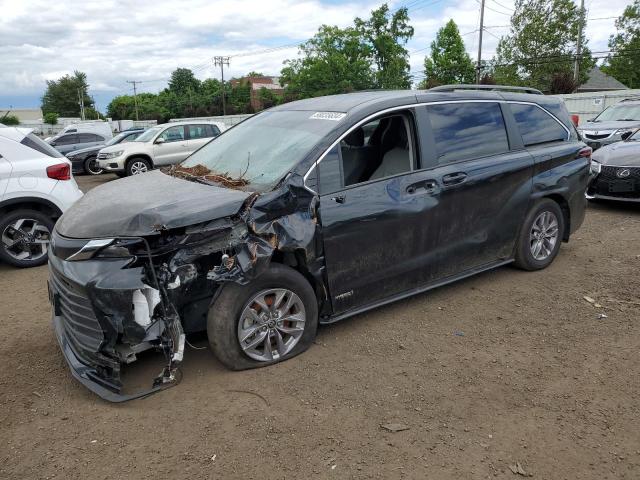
[510,103,568,147]
[427,102,510,164]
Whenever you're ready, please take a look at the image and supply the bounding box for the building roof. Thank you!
[578,67,628,92]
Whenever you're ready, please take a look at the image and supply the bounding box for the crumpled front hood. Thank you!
[56,170,253,238]
[581,120,640,132]
[593,141,640,166]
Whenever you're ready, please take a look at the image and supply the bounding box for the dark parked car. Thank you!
[587,128,640,202]
[65,129,145,175]
[48,86,591,401]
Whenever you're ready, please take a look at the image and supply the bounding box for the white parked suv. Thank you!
[0,126,83,267]
[97,121,226,176]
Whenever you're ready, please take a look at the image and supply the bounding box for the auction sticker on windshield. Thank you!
[310,112,347,121]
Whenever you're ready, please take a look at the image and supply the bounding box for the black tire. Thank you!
[84,155,103,175]
[514,199,565,271]
[207,263,319,370]
[125,157,151,176]
[0,209,54,268]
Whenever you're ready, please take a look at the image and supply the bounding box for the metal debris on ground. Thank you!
[380,423,410,432]
[508,461,528,476]
[597,313,608,319]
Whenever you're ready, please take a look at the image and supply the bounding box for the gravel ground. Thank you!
[1,173,639,479]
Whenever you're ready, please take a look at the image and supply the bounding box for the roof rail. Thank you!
[428,84,544,95]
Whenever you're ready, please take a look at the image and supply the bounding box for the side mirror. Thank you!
[155,137,165,144]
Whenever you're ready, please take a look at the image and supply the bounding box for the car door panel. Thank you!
[153,126,187,166]
[319,170,443,314]
[428,150,534,279]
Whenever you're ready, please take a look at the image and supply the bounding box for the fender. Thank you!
[0,195,63,217]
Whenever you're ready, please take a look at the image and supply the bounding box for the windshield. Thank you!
[592,103,640,122]
[134,126,162,142]
[21,133,64,158]
[180,111,340,189]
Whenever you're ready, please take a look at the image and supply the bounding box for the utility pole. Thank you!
[126,80,141,121]
[78,88,86,120]
[214,56,230,115]
[476,0,486,84]
[573,0,585,85]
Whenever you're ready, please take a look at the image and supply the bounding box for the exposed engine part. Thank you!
[132,287,161,328]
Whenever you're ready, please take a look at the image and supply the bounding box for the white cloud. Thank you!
[0,0,630,109]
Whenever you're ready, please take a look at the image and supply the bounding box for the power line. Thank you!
[489,0,514,12]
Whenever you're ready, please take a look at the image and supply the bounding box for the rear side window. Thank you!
[510,104,568,146]
[427,102,509,164]
[55,134,77,145]
[78,133,99,142]
[188,124,218,139]
[21,133,64,158]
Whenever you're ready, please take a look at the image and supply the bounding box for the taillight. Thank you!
[46,163,71,180]
[578,147,592,159]
[571,114,580,127]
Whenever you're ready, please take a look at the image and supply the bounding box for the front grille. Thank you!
[600,166,640,181]
[49,265,105,363]
[591,166,640,198]
[585,133,611,140]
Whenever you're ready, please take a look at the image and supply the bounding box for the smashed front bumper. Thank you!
[48,243,184,402]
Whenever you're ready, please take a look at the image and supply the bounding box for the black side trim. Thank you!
[321,259,513,325]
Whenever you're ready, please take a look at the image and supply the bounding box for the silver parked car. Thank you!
[587,128,640,202]
[579,99,640,150]
[48,132,108,155]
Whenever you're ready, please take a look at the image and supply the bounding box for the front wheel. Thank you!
[126,157,151,176]
[207,264,319,370]
[0,209,54,268]
[514,199,565,271]
[84,155,103,175]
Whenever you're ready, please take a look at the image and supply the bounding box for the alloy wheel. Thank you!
[529,210,559,261]
[1,218,50,262]
[237,288,306,362]
[130,161,148,175]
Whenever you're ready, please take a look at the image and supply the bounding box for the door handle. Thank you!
[442,172,467,186]
[331,195,346,204]
[406,180,437,195]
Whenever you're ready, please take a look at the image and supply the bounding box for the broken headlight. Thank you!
[66,238,142,261]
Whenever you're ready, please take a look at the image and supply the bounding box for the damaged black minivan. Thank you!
[49,86,591,401]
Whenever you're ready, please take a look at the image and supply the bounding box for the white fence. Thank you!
[168,114,253,128]
[18,119,157,137]
[554,89,640,125]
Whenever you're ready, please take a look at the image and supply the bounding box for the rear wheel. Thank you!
[0,209,54,268]
[207,264,318,370]
[84,155,103,175]
[514,199,564,271]
[126,157,151,176]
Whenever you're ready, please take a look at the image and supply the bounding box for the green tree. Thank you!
[355,3,414,89]
[168,68,201,96]
[602,0,640,88]
[41,71,94,117]
[418,19,475,88]
[492,0,594,91]
[43,112,58,125]
[1,114,20,125]
[257,87,282,110]
[281,25,375,98]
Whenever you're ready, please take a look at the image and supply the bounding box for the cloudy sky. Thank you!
[0,0,629,112]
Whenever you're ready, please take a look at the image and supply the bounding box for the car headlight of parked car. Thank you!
[589,158,602,175]
[101,150,124,159]
[614,128,634,139]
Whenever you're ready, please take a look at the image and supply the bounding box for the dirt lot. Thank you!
[1,173,639,479]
